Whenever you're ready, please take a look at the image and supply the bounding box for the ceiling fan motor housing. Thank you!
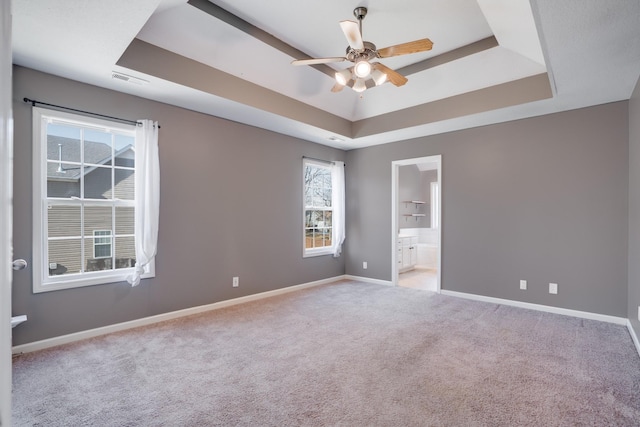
[345,41,378,62]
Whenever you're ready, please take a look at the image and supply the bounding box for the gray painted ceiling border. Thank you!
[117,38,552,142]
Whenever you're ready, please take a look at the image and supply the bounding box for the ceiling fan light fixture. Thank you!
[353,60,372,78]
[371,69,387,86]
[353,78,367,93]
[335,68,352,86]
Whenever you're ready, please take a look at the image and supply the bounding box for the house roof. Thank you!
[12,0,640,150]
[47,135,133,181]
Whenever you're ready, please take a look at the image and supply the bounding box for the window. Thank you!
[302,158,345,258]
[93,230,112,259]
[304,160,333,256]
[32,108,152,292]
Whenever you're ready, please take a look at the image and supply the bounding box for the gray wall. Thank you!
[346,102,629,317]
[11,66,346,345]
[629,75,640,330]
[398,165,428,229]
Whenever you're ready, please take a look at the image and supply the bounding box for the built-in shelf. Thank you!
[403,200,426,209]
[403,214,426,221]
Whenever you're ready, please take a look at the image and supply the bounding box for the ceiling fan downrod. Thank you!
[354,7,367,39]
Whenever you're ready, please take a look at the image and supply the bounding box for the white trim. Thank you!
[0,1,11,424]
[391,155,442,291]
[441,290,628,325]
[430,182,439,229]
[302,158,335,258]
[32,108,152,293]
[627,320,640,358]
[344,275,393,286]
[12,275,344,354]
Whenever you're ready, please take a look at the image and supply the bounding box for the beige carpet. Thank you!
[12,280,640,426]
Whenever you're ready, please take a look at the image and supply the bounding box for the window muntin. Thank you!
[33,108,145,292]
[303,160,334,256]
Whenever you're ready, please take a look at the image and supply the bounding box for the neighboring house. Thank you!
[46,135,135,275]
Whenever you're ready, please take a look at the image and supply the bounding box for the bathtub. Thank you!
[416,243,438,269]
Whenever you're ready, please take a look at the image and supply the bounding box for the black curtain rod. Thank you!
[302,156,345,166]
[23,98,160,128]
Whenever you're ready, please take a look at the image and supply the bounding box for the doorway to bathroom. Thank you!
[391,155,441,292]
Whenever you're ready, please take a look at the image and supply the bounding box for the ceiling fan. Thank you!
[291,7,433,93]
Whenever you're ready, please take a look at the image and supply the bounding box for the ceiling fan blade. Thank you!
[292,57,347,66]
[373,63,408,87]
[378,38,434,58]
[339,20,364,50]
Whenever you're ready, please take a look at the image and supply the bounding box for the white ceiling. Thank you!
[11,0,640,150]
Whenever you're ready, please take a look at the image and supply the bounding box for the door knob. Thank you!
[12,259,27,271]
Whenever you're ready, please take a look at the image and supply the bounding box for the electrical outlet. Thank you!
[363,261,368,269]
[232,277,239,288]
[549,282,558,294]
[519,280,527,290]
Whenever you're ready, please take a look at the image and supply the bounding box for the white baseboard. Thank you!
[12,276,343,355]
[344,275,393,287]
[627,320,640,358]
[440,290,628,326]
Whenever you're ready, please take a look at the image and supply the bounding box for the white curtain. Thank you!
[127,120,160,287]
[332,161,345,257]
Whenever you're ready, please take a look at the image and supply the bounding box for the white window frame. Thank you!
[303,159,335,257]
[32,107,154,293]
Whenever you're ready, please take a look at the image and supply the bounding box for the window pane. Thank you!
[115,236,136,269]
[114,134,135,167]
[85,237,113,271]
[323,188,332,207]
[305,231,314,249]
[94,243,111,258]
[47,167,81,198]
[312,192,326,208]
[305,164,332,209]
[84,206,112,236]
[322,229,332,247]
[114,169,135,200]
[324,211,332,227]
[311,210,323,228]
[47,205,81,237]
[84,129,112,166]
[115,206,134,235]
[84,166,112,199]
[48,239,81,276]
[47,123,81,163]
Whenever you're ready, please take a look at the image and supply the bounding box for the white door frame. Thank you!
[0,0,13,424]
[391,155,442,290]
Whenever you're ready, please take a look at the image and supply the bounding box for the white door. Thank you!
[0,1,13,424]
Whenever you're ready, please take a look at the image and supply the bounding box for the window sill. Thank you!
[303,248,335,258]
[33,263,155,293]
